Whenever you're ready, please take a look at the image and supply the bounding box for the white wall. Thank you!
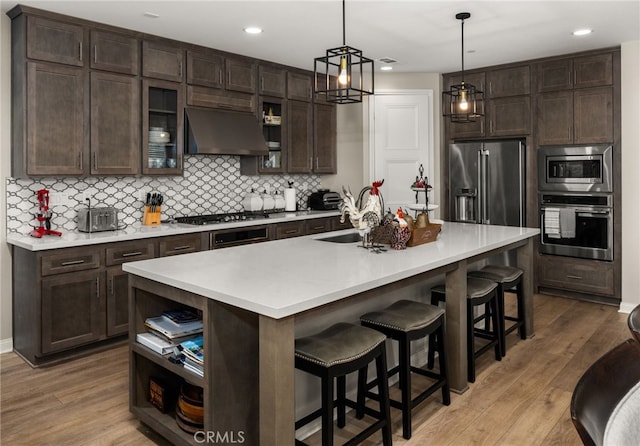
[1,13,13,352]
[620,41,640,312]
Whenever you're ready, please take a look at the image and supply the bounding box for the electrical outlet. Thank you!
[82,191,93,204]
[48,192,69,206]
[138,190,148,202]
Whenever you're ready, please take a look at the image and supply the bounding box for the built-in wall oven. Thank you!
[537,144,614,261]
[539,193,613,261]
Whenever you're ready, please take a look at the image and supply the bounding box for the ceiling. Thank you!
[2,1,639,74]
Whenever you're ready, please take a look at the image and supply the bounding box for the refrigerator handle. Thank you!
[480,148,490,224]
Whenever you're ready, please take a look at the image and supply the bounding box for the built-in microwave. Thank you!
[538,145,613,193]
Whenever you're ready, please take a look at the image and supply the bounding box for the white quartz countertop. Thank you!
[123,222,539,319]
[6,210,341,251]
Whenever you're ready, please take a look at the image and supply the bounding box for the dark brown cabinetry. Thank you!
[538,85,616,147]
[41,270,103,354]
[275,221,306,239]
[535,52,614,145]
[142,79,184,174]
[314,103,337,173]
[26,15,84,66]
[259,64,286,98]
[288,100,314,173]
[445,66,531,139]
[226,57,256,94]
[537,255,614,298]
[288,71,313,102]
[90,71,140,175]
[11,233,208,366]
[186,49,224,88]
[142,40,184,82]
[22,62,86,176]
[90,29,139,75]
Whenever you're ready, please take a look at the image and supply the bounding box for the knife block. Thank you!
[143,205,161,226]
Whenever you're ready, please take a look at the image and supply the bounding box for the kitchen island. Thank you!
[124,222,538,445]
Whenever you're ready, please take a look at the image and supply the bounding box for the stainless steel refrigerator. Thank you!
[449,140,526,262]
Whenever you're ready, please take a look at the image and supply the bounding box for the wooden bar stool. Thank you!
[469,264,526,357]
[294,322,392,446]
[429,277,502,383]
[360,299,450,440]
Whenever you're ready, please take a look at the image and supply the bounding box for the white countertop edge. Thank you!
[123,224,539,319]
[6,210,341,251]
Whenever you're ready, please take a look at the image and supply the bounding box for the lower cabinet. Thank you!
[537,254,615,298]
[12,233,202,366]
[41,270,104,354]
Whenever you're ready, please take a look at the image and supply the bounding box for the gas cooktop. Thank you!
[174,212,269,225]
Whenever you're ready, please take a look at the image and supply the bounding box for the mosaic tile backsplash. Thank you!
[6,155,321,234]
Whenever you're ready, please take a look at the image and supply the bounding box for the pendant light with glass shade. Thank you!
[442,12,484,122]
[314,0,374,104]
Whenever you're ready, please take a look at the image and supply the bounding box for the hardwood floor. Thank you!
[0,293,630,445]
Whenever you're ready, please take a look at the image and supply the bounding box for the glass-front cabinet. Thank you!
[142,79,184,175]
[259,98,286,173]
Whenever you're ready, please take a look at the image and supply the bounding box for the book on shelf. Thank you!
[181,358,204,377]
[162,309,200,326]
[145,316,203,340]
[136,332,181,355]
[178,335,204,364]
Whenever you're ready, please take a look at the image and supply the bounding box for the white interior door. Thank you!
[370,91,434,215]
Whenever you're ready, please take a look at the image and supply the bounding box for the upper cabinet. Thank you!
[90,30,139,75]
[142,40,184,82]
[487,65,530,98]
[535,51,615,145]
[536,53,613,92]
[9,6,335,177]
[90,71,140,175]
[226,57,256,94]
[288,71,313,102]
[186,49,224,89]
[259,64,286,98]
[26,16,85,67]
[23,62,86,176]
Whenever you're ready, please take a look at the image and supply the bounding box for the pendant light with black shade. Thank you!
[443,12,484,122]
[314,0,374,104]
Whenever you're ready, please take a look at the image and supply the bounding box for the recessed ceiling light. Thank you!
[244,27,263,35]
[380,66,393,71]
[573,29,593,36]
[143,12,159,18]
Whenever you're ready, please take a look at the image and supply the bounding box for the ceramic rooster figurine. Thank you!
[340,180,384,248]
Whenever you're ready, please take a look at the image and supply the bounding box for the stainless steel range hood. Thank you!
[185,107,268,156]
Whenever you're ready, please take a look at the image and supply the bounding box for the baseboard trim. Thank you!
[0,337,13,354]
[619,302,638,314]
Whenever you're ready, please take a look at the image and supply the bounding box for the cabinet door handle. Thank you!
[219,69,223,85]
[61,259,85,266]
[567,275,582,280]
[79,41,83,61]
[171,245,191,251]
[94,44,97,63]
[78,151,83,169]
[284,229,298,234]
[109,276,114,296]
[96,276,100,297]
[121,251,143,257]
[261,77,264,92]
[179,60,183,78]
[93,153,97,171]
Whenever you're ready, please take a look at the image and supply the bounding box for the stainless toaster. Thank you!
[77,207,118,233]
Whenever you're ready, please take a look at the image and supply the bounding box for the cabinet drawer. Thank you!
[41,248,102,276]
[105,240,156,266]
[159,234,202,257]
[538,255,614,296]
[275,221,305,239]
[306,218,331,234]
